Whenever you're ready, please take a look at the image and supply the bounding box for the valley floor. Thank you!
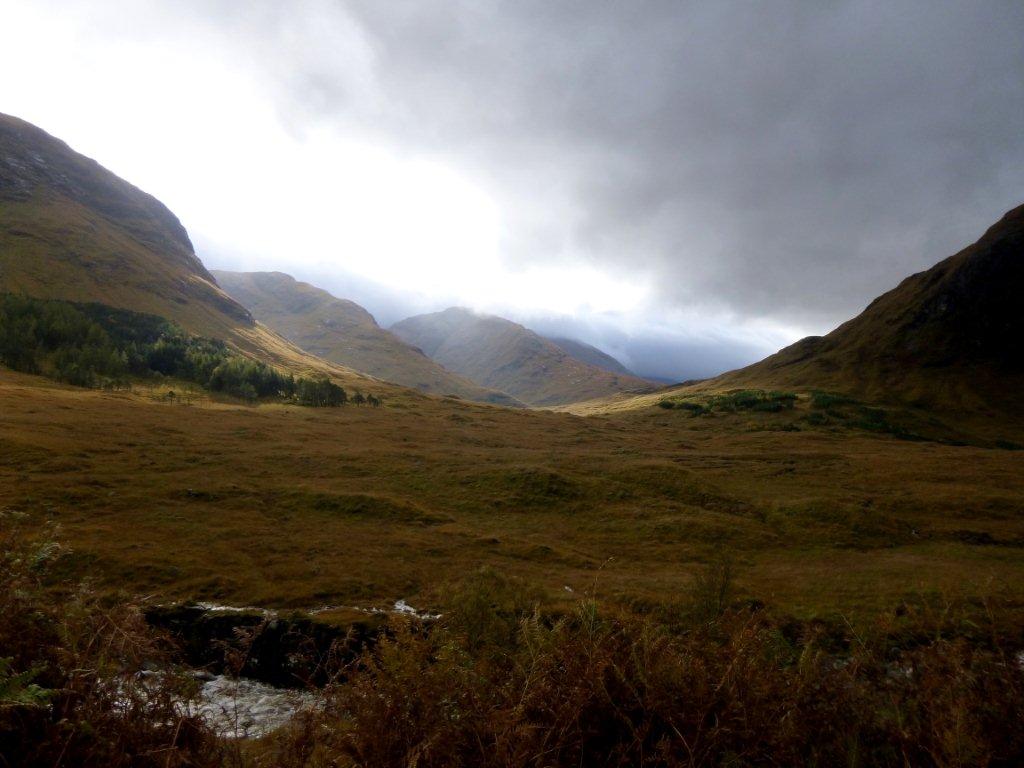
[2,369,1023,622]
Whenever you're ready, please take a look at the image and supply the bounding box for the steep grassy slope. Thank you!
[0,113,251,336]
[0,113,387,390]
[711,203,1024,410]
[391,307,654,406]
[212,271,522,406]
[546,336,634,375]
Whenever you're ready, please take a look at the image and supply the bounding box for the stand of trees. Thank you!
[0,294,381,408]
[295,376,347,407]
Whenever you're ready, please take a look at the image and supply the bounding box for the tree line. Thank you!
[0,293,380,407]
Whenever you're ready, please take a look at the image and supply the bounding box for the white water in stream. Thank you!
[193,675,316,739]
[153,598,442,738]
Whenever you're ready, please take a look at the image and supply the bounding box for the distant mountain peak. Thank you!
[391,309,654,406]
[213,271,523,407]
[545,336,635,376]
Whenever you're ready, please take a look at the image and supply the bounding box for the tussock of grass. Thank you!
[300,491,451,526]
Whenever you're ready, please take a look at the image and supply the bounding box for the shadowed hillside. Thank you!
[710,203,1024,411]
[391,307,655,406]
[0,113,386,389]
[546,336,635,376]
[581,204,1024,419]
[212,271,522,406]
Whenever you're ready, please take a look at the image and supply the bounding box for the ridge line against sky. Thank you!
[2,0,1022,379]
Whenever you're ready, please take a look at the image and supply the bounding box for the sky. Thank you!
[2,1,1023,380]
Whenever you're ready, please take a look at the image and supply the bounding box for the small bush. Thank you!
[810,390,856,410]
[657,399,708,414]
[804,411,830,426]
[677,400,709,414]
[708,390,797,413]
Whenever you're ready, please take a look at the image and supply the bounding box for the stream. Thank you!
[144,599,439,739]
[191,673,317,739]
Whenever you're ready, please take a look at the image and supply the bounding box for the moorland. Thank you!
[2,110,1024,766]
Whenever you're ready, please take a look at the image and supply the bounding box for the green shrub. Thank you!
[296,377,347,407]
[804,411,830,426]
[657,399,708,414]
[677,400,709,414]
[810,390,856,410]
[0,657,50,708]
[708,390,797,413]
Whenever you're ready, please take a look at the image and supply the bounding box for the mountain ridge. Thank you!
[545,336,635,376]
[212,271,523,406]
[0,112,389,389]
[391,307,655,406]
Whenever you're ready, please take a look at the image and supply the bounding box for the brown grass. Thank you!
[1,369,1022,626]
[4,530,1022,767]
[259,570,1024,767]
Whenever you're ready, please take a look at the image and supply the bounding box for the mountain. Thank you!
[390,307,655,406]
[545,337,634,376]
[712,203,1024,411]
[0,113,372,384]
[212,271,522,406]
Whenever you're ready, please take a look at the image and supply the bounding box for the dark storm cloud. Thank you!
[242,0,1024,332]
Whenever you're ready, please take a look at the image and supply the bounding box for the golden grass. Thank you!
[2,369,1023,623]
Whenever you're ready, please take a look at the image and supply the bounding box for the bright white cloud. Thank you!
[0,0,654,322]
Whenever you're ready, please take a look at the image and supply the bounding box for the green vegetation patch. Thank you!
[657,389,796,415]
[766,501,917,550]
[708,389,798,412]
[809,390,857,410]
[658,399,709,414]
[0,293,373,407]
